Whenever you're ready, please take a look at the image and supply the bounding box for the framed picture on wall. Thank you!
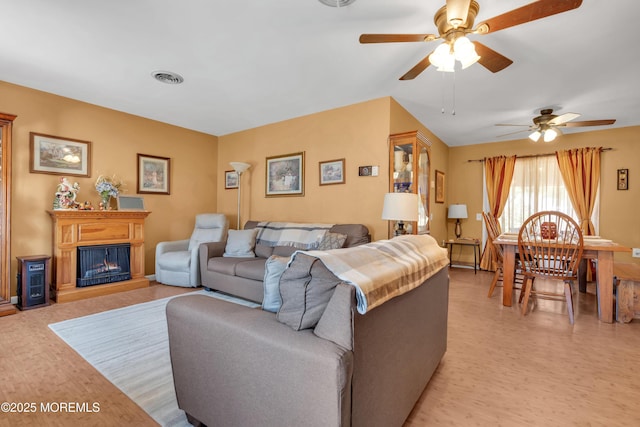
[137,153,171,194]
[265,152,304,197]
[319,158,345,185]
[29,132,91,177]
[225,170,239,189]
[435,170,445,203]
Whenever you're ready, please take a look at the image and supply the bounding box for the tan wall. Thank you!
[217,97,451,242]
[448,126,640,263]
[0,81,218,294]
[218,98,392,240]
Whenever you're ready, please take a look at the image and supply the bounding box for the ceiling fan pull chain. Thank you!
[441,71,446,114]
[452,69,456,116]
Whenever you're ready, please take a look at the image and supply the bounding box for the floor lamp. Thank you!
[230,162,251,229]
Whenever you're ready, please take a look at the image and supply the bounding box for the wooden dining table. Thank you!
[493,233,631,323]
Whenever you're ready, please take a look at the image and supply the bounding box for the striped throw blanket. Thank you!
[255,221,334,250]
[295,234,449,314]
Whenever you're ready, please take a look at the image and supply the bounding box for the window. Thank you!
[497,156,598,233]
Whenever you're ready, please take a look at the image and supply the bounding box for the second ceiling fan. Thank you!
[496,109,616,142]
[359,0,583,80]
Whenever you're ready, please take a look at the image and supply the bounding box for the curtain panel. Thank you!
[480,155,517,271]
[555,147,602,236]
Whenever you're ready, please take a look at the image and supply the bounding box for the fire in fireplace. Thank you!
[77,243,131,287]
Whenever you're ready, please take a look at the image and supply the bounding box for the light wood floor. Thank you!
[1,270,639,426]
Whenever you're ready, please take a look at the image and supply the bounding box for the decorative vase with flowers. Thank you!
[95,174,123,210]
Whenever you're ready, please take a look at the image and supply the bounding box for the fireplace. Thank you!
[77,244,131,287]
[49,210,150,302]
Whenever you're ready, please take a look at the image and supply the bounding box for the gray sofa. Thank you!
[199,221,371,303]
[167,251,449,427]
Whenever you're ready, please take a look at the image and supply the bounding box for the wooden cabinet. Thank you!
[0,113,17,317]
[388,131,431,238]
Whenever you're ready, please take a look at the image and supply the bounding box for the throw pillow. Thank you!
[223,229,259,258]
[277,253,342,331]
[316,232,347,250]
[262,255,289,313]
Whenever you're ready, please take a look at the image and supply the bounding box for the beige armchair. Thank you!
[155,213,228,287]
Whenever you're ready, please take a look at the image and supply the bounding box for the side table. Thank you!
[445,239,481,274]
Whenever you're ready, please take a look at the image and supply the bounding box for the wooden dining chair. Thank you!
[517,211,584,324]
[483,212,524,298]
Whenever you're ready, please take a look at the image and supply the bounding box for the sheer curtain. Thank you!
[499,155,594,233]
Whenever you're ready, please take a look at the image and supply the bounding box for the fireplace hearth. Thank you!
[77,243,131,287]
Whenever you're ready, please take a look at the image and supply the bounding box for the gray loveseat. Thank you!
[167,247,449,427]
[199,221,371,303]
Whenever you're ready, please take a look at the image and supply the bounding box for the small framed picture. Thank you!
[618,168,628,190]
[435,170,445,203]
[319,158,345,186]
[265,152,304,197]
[137,153,170,195]
[225,170,239,189]
[29,132,91,177]
[117,195,145,210]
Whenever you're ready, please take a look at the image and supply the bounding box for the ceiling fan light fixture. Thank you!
[543,128,558,142]
[430,43,451,63]
[454,37,480,69]
[429,43,455,72]
[429,37,480,72]
[529,130,542,142]
[459,51,480,69]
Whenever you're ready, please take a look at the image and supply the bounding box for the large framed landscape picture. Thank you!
[265,152,304,197]
[29,132,91,177]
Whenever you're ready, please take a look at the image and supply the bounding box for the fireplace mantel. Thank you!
[48,210,151,303]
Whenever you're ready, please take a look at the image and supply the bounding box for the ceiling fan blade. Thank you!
[474,42,513,73]
[359,34,437,44]
[495,123,531,127]
[549,112,580,125]
[446,0,471,28]
[497,128,532,138]
[475,0,583,35]
[399,53,433,80]
[561,119,616,128]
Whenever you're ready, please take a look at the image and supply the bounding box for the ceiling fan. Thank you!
[359,0,583,80]
[495,109,616,142]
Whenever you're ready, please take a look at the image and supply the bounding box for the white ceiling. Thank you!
[2,0,639,146]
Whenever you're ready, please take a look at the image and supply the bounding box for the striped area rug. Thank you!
[49,290,259,426]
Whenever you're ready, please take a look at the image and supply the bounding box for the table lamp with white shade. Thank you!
[448,203,468,238]
[382,192,419,236]
[230,161,251,230]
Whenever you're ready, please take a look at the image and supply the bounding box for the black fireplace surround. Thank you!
[77,243,131,287]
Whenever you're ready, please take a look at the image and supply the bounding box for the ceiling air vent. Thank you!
[151,71,184,84]
[318,0,356,7]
